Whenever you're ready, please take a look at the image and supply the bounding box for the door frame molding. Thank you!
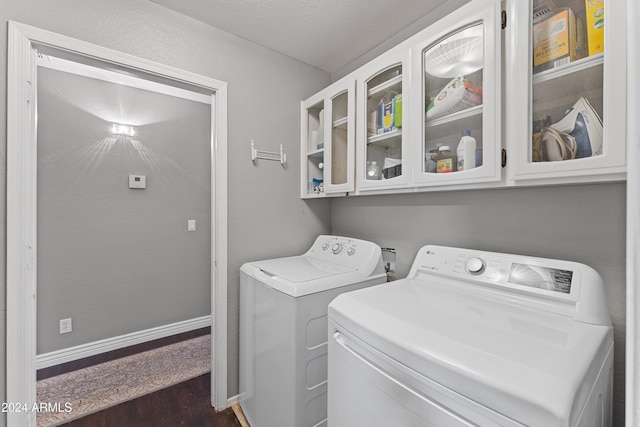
[6,21,228,426]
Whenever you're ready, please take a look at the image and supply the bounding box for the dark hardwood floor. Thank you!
[59,373,240,427]
[37,328,240,426]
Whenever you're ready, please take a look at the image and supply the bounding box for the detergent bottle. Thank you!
[456,130,476,171]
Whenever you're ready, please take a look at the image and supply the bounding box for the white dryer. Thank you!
[328,245,613,427]
[240,235,386,427]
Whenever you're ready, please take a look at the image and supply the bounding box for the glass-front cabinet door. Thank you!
[355,49,410,191]
[411,0,502,187]
[300,79,356,198]
[325,79,356,194]
[301,91,326,198]
[507,0,626,183]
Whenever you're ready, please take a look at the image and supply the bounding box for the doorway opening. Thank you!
[7,22,228,427]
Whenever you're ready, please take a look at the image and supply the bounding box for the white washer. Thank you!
[328,245,613,427]
[239,235,386,427]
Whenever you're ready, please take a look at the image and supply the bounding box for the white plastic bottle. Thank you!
[457,130,477,171]
[366,161,380,180]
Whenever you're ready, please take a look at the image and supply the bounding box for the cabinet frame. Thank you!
[410,0,503,188]
[355,48,411,192]
[300,79,357,198]
[505,0,627,185]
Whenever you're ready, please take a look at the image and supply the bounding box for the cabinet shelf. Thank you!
[368,74,402,98]
[532,54,604,85]
[367,128,402,147]
[333,116,348,129]
[307,148,324,158]
[425,105,483,128]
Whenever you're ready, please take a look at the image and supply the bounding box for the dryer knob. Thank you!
[322,242,330,250]
[465,257,486,275]
[332,243,343,254]
[347,247,356,256]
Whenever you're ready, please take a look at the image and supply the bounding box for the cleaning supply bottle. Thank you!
[456,130,477,171]
[436,146,457,173]
[366,161,380,180]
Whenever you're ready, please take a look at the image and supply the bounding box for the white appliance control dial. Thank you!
[322,242,330,250]
[347,247,356,256]
[465,257,486,275]
[332,243,343,254]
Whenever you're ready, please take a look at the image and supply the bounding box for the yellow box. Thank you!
[533,8,587,73]
[585,0,604,56]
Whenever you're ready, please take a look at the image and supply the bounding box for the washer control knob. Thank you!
[332,243,343,254]
[347,247,356,256]
[322,242,330,250]
[465,257,485,275]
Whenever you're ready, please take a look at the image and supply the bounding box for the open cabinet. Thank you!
[301,79,356,198]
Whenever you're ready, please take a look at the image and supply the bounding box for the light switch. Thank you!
[129,175,146,189]
[188,219,196,231]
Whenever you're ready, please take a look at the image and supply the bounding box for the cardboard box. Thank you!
[533,8,587,73]
[585,0,604,56]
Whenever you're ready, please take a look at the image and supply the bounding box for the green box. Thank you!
[394,93,403,128]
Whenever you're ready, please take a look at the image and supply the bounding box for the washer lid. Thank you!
[328,277,613,426]
[253,256,355,283]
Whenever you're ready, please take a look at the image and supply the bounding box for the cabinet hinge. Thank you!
[501,149,507,167]
[26,80,33,104]
[501,10,507,29]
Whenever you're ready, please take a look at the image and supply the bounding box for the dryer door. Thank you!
[328,327,524,427]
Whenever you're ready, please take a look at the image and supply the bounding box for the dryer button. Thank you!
[465,257,486,275]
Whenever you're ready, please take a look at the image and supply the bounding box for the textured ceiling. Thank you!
[149,0,467,74]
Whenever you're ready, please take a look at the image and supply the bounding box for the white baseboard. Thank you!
[227,394,241,407]
[36,315,211,370]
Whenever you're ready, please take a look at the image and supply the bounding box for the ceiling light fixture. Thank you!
[112,123,135,136]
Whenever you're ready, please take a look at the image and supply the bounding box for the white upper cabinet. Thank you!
[355,48,410,191]
[300,0,627,198]
[506,0,626,184]
[301,78,356,198]
[410,0,503,188]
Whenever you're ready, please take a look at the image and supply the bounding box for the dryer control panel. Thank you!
[407,245,611,326]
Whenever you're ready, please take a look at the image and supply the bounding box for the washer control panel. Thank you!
[306,235,384,274]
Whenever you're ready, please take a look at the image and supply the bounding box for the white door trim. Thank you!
[6,21,228,427]
[627,1,640,424]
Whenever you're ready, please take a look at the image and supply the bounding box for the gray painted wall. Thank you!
[0,1,630,427]
[36,67,213,353]
[0,0,331,420]
[331,183,627,426]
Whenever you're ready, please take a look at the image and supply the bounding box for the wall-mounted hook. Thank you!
[251,139,286,166]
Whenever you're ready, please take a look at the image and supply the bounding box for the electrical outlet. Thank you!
[60,318,72,334]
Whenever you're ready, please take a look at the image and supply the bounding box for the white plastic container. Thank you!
[457,130,477,171]
[366,161,380,180]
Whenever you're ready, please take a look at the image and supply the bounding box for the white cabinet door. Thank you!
[301,79,356,198]
[506,0,626,184]
[355,48,411,191]
[324,79,356,194]
[411,0,503,188]
[301,90,327,198]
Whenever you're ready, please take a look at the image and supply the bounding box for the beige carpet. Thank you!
[36,334,211,427]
